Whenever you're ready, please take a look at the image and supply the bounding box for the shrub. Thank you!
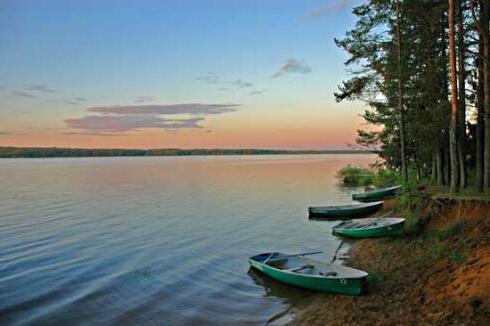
[336,165,374,186]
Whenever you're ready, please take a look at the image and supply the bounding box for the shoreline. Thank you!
[290,196,490,325]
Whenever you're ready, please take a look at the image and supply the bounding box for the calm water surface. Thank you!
[0,154,375,325]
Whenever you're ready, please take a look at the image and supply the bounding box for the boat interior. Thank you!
[335,217,405,230]
[251,253,368,278]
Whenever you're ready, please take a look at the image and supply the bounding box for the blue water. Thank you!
[0,154,374,325]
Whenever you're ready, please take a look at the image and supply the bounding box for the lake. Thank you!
[0,154,375,325]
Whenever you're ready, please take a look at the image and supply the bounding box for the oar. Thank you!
[266,251,323,263]
[374,210,393,219]
[290,265,314,272]
[337,211,393,230]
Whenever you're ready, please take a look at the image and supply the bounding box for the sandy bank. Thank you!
[291,197,490,325]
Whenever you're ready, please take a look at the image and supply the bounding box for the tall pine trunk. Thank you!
[437,148,444,185]
[432,151,437,182]
[484,0,490,190]
[476,34,485,192]
[457,0,466,188]
[396,0,408,183]
[448,0,460,193]
[444,145,450,185]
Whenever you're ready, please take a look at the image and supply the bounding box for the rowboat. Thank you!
[249,252,368,295]
[308,201,383,219]
[333,217,405,238]
[352,185,401,202]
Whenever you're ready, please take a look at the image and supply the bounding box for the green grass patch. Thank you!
[427,185,490,202]
[398,195,426,235]
[427,243,447,258]
[414,219,468,266]
[415,243,447,267]
[366,272,384,288]
[402,209,423,234]
[449,251,465,264]
[427,219,466,241]
[379,236,402,244]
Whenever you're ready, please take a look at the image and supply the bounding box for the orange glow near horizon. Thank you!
[0,105,366,150]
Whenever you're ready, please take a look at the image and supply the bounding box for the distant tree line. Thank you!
[0,147,147,158]
[0,147,371,158]
[336,0,490,193]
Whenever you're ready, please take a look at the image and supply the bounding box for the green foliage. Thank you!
[373,168,400,187]
[336,164,404,189]
[334,0,488,192]
[336,165,375,186]
[402,209,423,234]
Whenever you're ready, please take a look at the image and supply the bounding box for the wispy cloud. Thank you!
[65,115,204,134]
[87,103,240,115]
[134,95,157,103]
[11,84,56,98]
[49,97,88,105]
[196,73,255,90]
[65,102,239,135]
[272,59,312,78]
[62,131,121,137]
[232,79,253,89]
[196,73,221,84]
[11,90,37,98]
[0,130,27,136]
[249,88,267,95]
[66,97,88,105]
[25,84,56,93]
[302,0,353,20]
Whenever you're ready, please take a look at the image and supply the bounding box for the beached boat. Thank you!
[333,217,405,238]
[308,201,383,219]
[249,252,368,295]
[352,185,401,202]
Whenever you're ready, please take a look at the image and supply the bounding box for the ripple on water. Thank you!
[0,155,375,324]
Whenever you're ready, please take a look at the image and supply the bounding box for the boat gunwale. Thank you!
[308,200,384,211]
[352,185,401,197]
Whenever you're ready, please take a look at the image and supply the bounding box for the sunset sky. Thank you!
[0,0,365,150]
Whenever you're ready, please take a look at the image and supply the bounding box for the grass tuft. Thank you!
[428,219,466,241]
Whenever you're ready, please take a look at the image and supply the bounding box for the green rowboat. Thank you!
[352,185,401,202]
[308,201,383,219]
[333,217,405,238]
[249,252,368,295]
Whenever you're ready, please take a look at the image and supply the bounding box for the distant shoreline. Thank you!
[0,146,374,158]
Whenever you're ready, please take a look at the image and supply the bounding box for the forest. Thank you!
[0,147,368,158]
[335,0,490,193]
